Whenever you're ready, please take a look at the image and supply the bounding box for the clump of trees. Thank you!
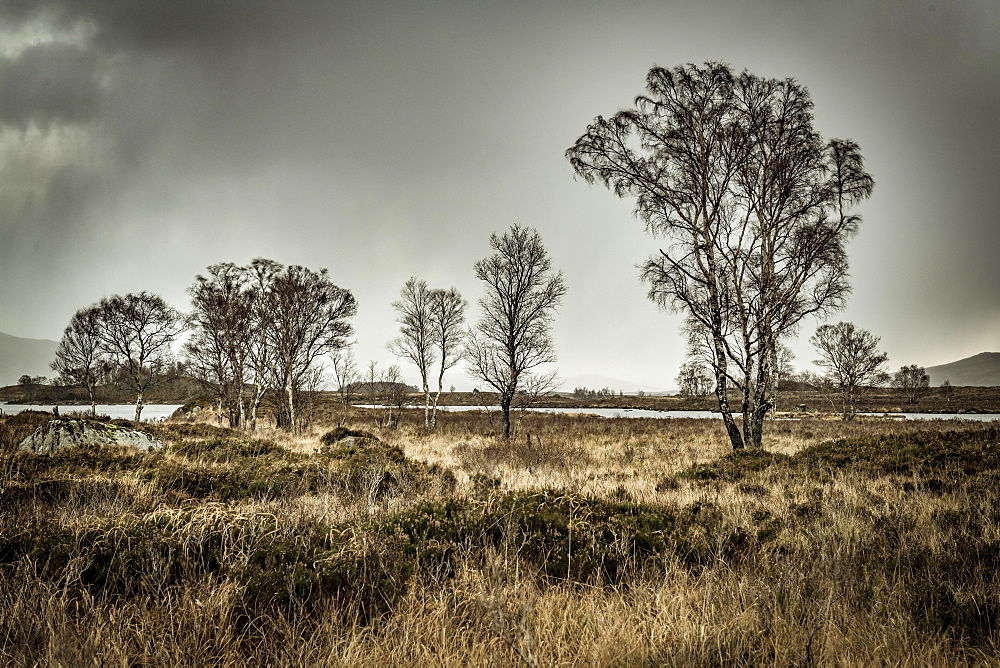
[893,364,930,404]
[51,292,184,421]
[17,375,51,402]
[675,361,713,398]
[466,224,566,438]
[49,259,355,431]
[568,62,874,449]
[572,387,619,400]
[810,322,889,420]
[185,259,356,431]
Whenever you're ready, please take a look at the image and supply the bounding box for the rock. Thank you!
[18,418,165,454]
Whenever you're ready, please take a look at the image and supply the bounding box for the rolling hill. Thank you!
[0,331,58,387]
[926,352,1000,387]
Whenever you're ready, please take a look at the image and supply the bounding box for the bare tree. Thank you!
[95,292,184,422]
[466,224,566,438]
[388,278,436,427]
[363,360,407,430]
[330,347,359,409]
[511,368,560,433]
[185,263,255,428]
[264,264,357,431]
[810,322,889,420]
[567,62,874,449]
[428,287,466,428]
[893,364,930,405]
[380,364,408,429]
[51,306,110,416]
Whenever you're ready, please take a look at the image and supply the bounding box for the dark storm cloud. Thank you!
[0,1,346,55]
[0,42,100,127]
[0,0,997,386]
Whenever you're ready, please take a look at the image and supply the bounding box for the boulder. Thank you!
[19,418,165,454]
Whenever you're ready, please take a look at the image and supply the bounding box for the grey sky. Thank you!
[0,0,997,390]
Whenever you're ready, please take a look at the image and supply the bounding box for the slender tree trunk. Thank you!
[741,356,772,449]
[249,384,266,432]
[423,384,431,429]
[500,394,512,439]
[432,367,446,429]
[217,397,224,426]
[286,380,296,433]
[744,400,769,450]
[134,389,144,423]
[703,239,744,451]
[711,339,743,450]
[431,389,441,429]
[238,394,246,430]
[842,386,857,421]
[87,382,97,418]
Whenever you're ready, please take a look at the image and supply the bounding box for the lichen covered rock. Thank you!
[19,418,165,454]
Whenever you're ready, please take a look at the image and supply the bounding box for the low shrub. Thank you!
[675,426,1000,484]
[319,426,379,447]
[797,426,1000,478]
[376,491,756,583]
[678,449,791,482]
[168,436,285,462]
[0,511,411,624]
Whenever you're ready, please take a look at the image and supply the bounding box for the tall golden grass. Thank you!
[1,408,997,665]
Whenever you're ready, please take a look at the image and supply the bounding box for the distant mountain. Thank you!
[926,352,1000,387]
[0,331,59,387]
[559,374,673,395]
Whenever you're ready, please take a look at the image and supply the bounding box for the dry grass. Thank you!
[1,408,998,665]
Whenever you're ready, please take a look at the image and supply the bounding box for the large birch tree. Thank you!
[567,62,874,450]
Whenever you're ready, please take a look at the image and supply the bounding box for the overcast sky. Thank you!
[0,0,997,390]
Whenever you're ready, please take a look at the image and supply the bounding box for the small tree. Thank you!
[466,224,566,438]
[388,278,436,427]
[51,306,110,416]
[893,364,930,405]
[96,292,184,422]
[381,364,408,428]
[330,348,359,409]
[17,374,34,401]
[810,322,889,420]
[428,287,466,427]
[941,379,953,403]
[364,361,406,430]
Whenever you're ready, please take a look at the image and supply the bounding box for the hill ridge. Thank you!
[0,331,59,387]
[926,352,1000,387]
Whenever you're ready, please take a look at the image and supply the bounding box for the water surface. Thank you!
[0,404,182,422]
[365,404,1000,421]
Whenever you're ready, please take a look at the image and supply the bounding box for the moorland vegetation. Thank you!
[1,406,998,665]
